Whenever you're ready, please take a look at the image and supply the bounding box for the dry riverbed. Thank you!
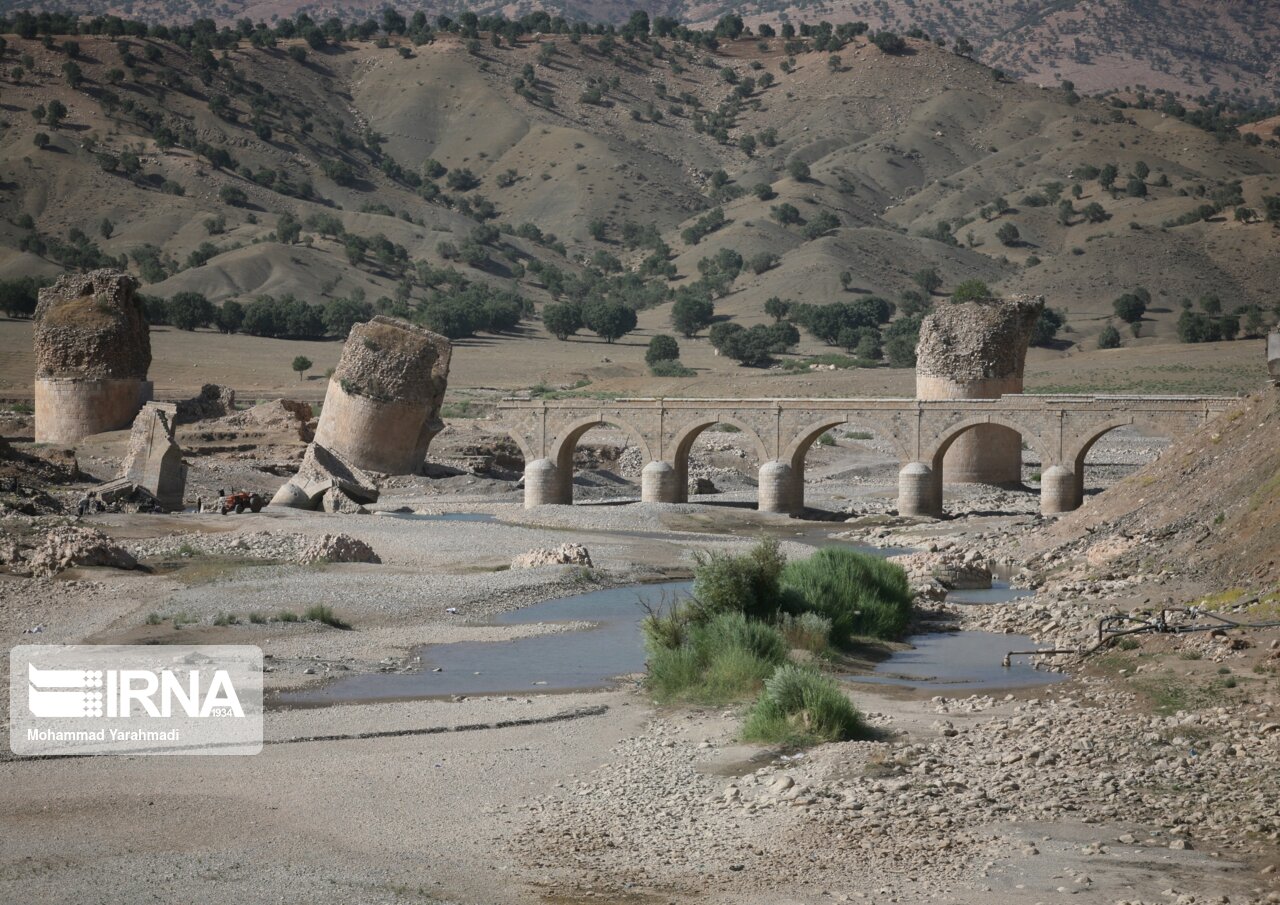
[2,473,1278,905]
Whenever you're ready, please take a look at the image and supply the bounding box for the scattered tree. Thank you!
[291,355,313,381]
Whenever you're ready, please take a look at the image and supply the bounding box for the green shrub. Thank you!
[779,548,912,641]
[304,604,349,628]
[649,359,695,377]
[689,538,788,623]
[645,610,788,703]
[742,665,866,745]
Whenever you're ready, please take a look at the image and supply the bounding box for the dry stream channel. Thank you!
[276,522,1066,708]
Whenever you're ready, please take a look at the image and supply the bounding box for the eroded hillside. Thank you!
[0,24,1277,385]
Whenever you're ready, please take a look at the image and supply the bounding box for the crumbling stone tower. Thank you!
[33,269,152,445]
[312,316,452,474]
[915,295,1043,485]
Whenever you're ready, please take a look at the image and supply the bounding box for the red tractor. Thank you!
[220,491,264,514]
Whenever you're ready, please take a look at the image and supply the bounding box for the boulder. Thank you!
[511,543,593,569]
[298,533,381,564]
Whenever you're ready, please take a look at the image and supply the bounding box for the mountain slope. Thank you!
[0,26,1277,386]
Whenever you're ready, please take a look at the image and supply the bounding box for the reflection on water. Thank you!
[848,630,1065,690]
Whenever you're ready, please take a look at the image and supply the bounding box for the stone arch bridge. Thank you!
[496,395,1237,517]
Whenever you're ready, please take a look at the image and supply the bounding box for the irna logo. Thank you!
[27,663,245,719]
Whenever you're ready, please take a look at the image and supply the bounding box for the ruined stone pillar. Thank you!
[1040,465,1081,515]
[1268,331,1279,386]
[312,316,451,475]
[916,295,1044,486]
[898,462,942,518]
[758,461,796,515]
[33,270,151,445]
[641,461,680,503]
[524,458,569,507]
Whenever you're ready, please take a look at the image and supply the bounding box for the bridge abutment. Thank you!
[898,462,943,518]
[641,461,681,503]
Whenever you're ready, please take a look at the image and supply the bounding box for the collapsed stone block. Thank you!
[916,295,1044,486]
[312,316,451,474]
[33,269,152,445]
[270,443,379,511]
[121,402,186,510]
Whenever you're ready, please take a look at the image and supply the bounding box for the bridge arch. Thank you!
[1058,415,1180,510]
[925,415,1052,474]
[669,415,770,468]
[551,415,654,473]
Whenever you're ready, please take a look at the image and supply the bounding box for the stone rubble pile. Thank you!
[1,525,139,577]
[298,533,382,565]
[511,543,593,569]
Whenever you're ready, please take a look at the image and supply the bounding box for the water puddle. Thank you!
[847,630,1066,690]
[946,581,1034,605]
[277,581,693,705]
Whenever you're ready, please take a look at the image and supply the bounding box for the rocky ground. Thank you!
[1,419,1278,905]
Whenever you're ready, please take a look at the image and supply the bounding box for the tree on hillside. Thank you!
[277,213,301,244]
[646,334,679,365]
[1098,325,1121,349]
[291,355,312,381]
[167,292,216,331]
[912,267,942,295]
[1113,293,1147,323]
[542,301,582,340]
[1099,164,1118,192]
[787,158,811,182]
[764,297,791,323]
[583,300,637,343]
[1032,308,1067,346]
[996,222,1020,246]
[671,292,714,337]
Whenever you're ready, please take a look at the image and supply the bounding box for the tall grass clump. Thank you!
[779,548,912,641]
[742,665,866,745]
[777,612,832,654]
[645,610,788,703]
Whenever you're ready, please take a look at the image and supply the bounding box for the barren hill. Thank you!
[1019,385,1280,590]
[10,1,1279,100]
[0,22,1277,392]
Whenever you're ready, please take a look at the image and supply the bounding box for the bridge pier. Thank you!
[758,461,799,515]
[641,461,681,503]
[898,462,942,518]
[524,458,570,507]
[1040,465,1082,515]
